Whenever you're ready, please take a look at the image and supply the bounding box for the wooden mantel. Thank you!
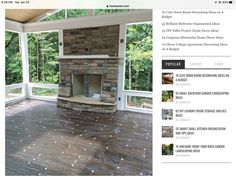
[58,55,120,60]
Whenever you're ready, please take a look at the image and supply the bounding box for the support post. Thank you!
[58,30,64,57]
[20,33,30,98]
[117,24,127,110]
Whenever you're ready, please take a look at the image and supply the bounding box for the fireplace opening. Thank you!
[72,74,102,99]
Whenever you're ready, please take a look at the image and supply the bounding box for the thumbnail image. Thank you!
[162,126,174,138]
[162,91,173,102]
[162,73,173,84]
[162,109,173,120]
[162,144,174,155]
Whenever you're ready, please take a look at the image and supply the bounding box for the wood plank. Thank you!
[6,100,152,175]
[6,9,52,23]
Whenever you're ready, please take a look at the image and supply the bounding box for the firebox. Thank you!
[72,74,102,99]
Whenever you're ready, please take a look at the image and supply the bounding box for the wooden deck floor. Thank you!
[6,100,152,176]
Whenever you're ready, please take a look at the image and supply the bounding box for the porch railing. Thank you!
[123,90,153,114]
[5,83,26,104]
[28,83,59,101]
[5,83,152,114]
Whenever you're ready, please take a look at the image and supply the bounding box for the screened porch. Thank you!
[5,9,153,176]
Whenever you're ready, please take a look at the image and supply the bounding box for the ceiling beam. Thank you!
[23,10,152,33]
[5,19,24,33]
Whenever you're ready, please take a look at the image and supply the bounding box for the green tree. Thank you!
[5,31,22,85]
[41,9,88,22]
[67,9,88,18]
[125,23,153,91]
[28,32,59,84]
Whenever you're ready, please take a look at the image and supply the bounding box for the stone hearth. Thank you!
[57,57,120,113]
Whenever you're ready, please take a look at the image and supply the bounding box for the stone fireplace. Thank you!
[57,25,121,113]
[57,57,120,113]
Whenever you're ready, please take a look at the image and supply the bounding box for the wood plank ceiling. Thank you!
[5,9,53,23]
